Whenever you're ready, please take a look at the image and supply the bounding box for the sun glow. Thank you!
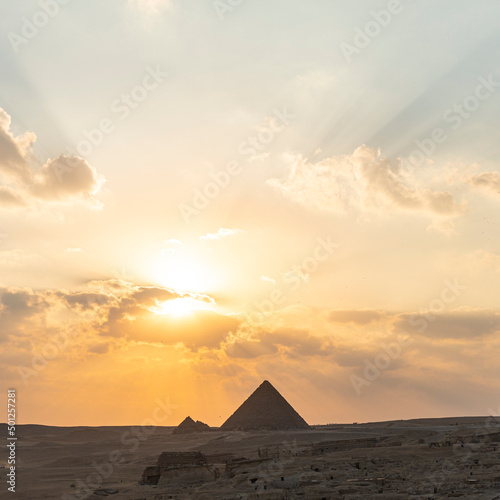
[152,297,212,317]
[148,253,220,293]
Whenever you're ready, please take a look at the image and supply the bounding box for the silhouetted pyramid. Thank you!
[220,380,309,431]
[172,416,211,434]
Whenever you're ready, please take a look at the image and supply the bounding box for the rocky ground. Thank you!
[2,417,500,499]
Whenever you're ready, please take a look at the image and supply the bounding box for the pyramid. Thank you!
[172,416,211,434]
[220,380,310,431]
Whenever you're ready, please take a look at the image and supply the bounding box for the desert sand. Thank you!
[2,416,500,499]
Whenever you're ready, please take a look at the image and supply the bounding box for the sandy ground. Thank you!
[2,416,500,499]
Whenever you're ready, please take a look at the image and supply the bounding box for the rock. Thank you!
[93,489,118,496]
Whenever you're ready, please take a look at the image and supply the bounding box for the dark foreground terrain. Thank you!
[2,416,500,499]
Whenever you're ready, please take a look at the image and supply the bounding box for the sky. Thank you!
[1,0,500,426]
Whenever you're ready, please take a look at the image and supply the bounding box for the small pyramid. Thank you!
[172,416,211,434]
[220,380,309,431]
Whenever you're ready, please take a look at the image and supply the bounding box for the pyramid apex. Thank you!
[258,380,280,393]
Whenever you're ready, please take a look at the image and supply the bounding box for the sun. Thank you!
[151,297,211,317]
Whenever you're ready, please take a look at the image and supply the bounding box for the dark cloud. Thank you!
[87,343,110,355]
[1,288,50,317]
[468,171,500,195]
[328,309,384,325]
[56,291,114,312]
[0,286,53,341]
[225,338,278,359]
[269,328,331,358]
[224,327,332,360]
[395,310,500,339]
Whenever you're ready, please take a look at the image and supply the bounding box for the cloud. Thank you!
[0,186,26,207]
[87,343,110,355]
[200,228,244,241]
[0,280,240,353]
[0,108,104,208]
[3,283,500,425]
[99,283,240,350]
[0,108,35,183]
[56,291,114,313]
[268,328,332,358]
[224,337,278,359]
[426,218,458,237]
[328,309,385,325]
[0,286,53,341]
[260,275,276,284]
[30,156,104,201]
[395,309,500,339]
[223,328,332,360]
[107,307,240,351]
[161,239,182,255]
[165,239,181,246]
[268,146,467,222]
[468,171,500,196]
